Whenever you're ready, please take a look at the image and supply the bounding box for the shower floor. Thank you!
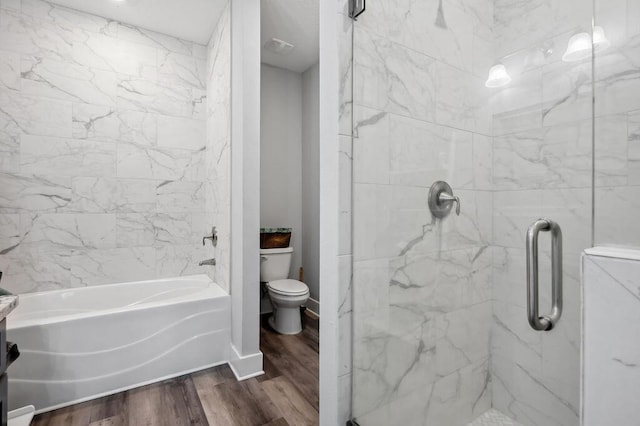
[468,409,524,426]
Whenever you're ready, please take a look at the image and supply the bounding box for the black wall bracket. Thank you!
[349,0,366,20]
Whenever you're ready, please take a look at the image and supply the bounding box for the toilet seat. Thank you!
[267,279,309,296]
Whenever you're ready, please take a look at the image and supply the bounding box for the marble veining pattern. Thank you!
[0,294,17,320]
[349,0,591,424]
[582,251,640,425]
[204,2,230,291]
[593,0,640,246]
[351,0,494,422]
[488,0,590,424]
[468,409,524,426]
[0,0,230,293]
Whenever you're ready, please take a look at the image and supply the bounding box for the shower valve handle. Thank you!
[428,181,461,219]
[439,192,460,216]
[202,227,218,247]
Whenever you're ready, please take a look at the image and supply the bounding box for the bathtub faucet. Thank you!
[198,258,216,266]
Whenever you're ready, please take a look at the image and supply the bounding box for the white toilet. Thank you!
[260,246,310,335]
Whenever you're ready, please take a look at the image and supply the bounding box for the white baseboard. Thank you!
[305,297,320,317]
[228,344,264,381]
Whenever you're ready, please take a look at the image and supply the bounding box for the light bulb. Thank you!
[593,26,610,51]
[562,32,592,62]
[485,63,512,88]
[562,27,610,62]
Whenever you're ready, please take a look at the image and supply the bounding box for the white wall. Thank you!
[302,63,320,305]
[260,64,303,279]
[230,0,262,377]
[319,2,342,424]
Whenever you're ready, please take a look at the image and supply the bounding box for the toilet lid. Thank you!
[267,279,309,296]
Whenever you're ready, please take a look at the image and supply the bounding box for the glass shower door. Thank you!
[592,0,640,246]
[349,0,594,425]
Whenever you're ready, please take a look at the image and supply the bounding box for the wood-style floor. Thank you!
[32,311,319,426]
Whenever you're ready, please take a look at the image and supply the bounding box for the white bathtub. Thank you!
[6,275,230,414]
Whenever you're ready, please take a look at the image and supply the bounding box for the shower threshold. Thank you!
[468,409,524,426]
[349,408,523,426]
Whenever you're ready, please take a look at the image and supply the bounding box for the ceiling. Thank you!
[46,0,319,72]
[47,0,227,45]
[261,0,319,73]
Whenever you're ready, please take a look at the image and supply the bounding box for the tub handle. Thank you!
[202,227,218,247]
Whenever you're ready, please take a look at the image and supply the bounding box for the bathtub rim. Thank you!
[8,274,229,330]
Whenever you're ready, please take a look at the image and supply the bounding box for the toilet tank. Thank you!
[260,247,293,282]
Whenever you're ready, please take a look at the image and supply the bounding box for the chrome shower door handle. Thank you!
[526,218,563,331]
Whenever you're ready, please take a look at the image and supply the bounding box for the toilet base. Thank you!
[268,307,303,335]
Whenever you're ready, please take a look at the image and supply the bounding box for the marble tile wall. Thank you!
[0,0,230,293]
[205,2,231,291]
[349,0,494,424]
[346,0,596,425]
[490,1,590,424]
[582,249,640,426]
[593,0,640,247]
